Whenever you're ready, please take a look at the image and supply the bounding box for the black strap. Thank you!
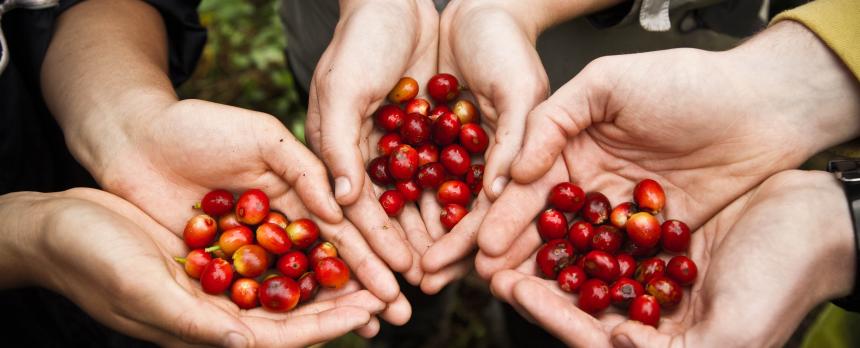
[828,160,860,312]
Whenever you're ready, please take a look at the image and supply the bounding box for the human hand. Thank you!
[305,0,440,282]
[488,170,856,347]
[1,188,403,347]
[484,20,860,257]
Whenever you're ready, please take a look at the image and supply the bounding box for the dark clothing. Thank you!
[0,1,205,346]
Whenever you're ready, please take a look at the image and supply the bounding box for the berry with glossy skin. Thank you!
[548,183,586,213]
[286,218,320,250]
[624,239,659,258]
[428,104,450,122]
[661,220,691,253]
[174,249,212,279]
[230,278,260,309]
[389,144,419,180]
[440,203,468,230]
[427,73,459,102]
[218,212,242,231]
[217,226,254,257]
[405,98,430,116]
[626,212,661,249]
[582,192,611,225]
[437,180,471,206]
[440,144,471,176]
[610,278,645,308]
[315,257,351,289]
[610,202,638,229]
[298,272,319,303]
[578,279,611,314]
[646,276,683,308]
[183,214,217,249]
[666,255,698,286]
[376,104,406,131]
[400,113,431,145]
[199,189,234,217]
[256,223,292,255]
[592,225,625,254]
[201,258,234,294]
[416,143,439,166]
[616,253,636,279]
[634,258,666,284]
[388,77,419,103]
[233,245,270,278]
[537,208,568,241]
[582,250,620,282]
[235,189,270,225]
[277,251,309,279]
[452,99,479,124]
[568,221,594,252]
[629,295,661,327]
[464,164,484,195]
[263,211,290,230]
[634,179,666,214]
[459,124,489,154]
[536,239,575,278]
[308,242,338,265]
[557,265,587,293]
[367,156,393,186]
[416,163,446,189]
[377,133,403,156]
[431,112,461,146]
[379,190,406,216]
[259,276,300,312]
[396,179,421,202]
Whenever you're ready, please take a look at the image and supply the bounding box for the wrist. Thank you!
[0,192,55,289]
[806,172,856,301]
[725,21,860,160]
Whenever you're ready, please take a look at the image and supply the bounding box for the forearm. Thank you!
[41,0,177,180]
[0,192,50,288]
[726,21,860,159]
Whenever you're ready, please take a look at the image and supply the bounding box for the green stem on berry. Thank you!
[173,256,187,264]
[192,202,202,209]
[205,245,221,253]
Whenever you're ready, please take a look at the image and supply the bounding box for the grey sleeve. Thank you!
[588,0,728,32]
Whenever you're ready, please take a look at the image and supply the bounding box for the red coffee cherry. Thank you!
[199,189,234,217]
[183,214,217,249]
[201,258,234,294]
[582,192,611,225]
[416,163,446,189]
[175,249,213,279]
[286,218,320,250]
[634,179,665,214]
[217,226,254,257]
[464,164,484,195]
[416,143,439,166]
[437,180,471,206]
[537,208,568,241]
[427,73,460,102]
[230,278,260,309]
[557,265,587,293]
[400,113,431,145]
[440,203,468,230]
[314,257,351,289]
[218,212,242,231]
[259,276,300,312]
[298,272,319,303]
[428,104,450,122]
[616,253,636,279]
[233,245,270,278]
[389,144,419,180]
[367,156,393,186]
[646,276,682,308]
[591,225,625,254]
[548,182,586,213]
[578,279,611,314]
[666,255,698,286]
[396,179,422,202]
[277,251,310,279]
[376,104,406,131]
[452,99,479,124]
[661,220,691,253]
[256,223,292,255]
[568,220,594,252]
[626,212,661,249]
[582,250,620,282]
[307,242,338,266]
[440,144,471,176]
[536,239,575,279]
[629,295,661,327]
[610,202,638,229]
[634,258,666,284]
[432,112,461,146]
[459,124,489,154]
[235,189,270,225]
[377,133,403,156]
[388,77,419,103]
[379,189,406,217]
[610,278,645,308]
[405,98,431,116]
[263,211,290,230]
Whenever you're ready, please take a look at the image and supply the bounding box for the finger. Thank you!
[401,242,425,286]
[380,292,413,326]
[355,317,381,338]
[316,92,367,205]
[243,287,383,321]
[343,179,413,273]
[243,306,371,347]
[512,278,611,347]
[474,224,541,280]
[305,80,324,154]
[398,203,435,256]
[420,258,473,295]
[477,159,566,257]
[419,190,447,240]
[510,63,611,184]
[610,321,673,348]
[421,192,491,273]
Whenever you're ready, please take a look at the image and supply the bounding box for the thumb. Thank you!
[482,93,545,201]
[510,62,612,184]
[153,286,255,348]
[316,92,367,206]
[610,320,673,348]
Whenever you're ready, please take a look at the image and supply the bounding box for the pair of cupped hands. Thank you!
[33,0,860,346]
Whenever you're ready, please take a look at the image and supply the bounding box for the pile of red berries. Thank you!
[175,189,350,312]
[368,74,489,230]
[534,179,696,327]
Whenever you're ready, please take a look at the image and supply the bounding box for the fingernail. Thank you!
[612,334,635,348]
[335,177,351,200]
[492,176,508,196]
[224,332,248,348]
